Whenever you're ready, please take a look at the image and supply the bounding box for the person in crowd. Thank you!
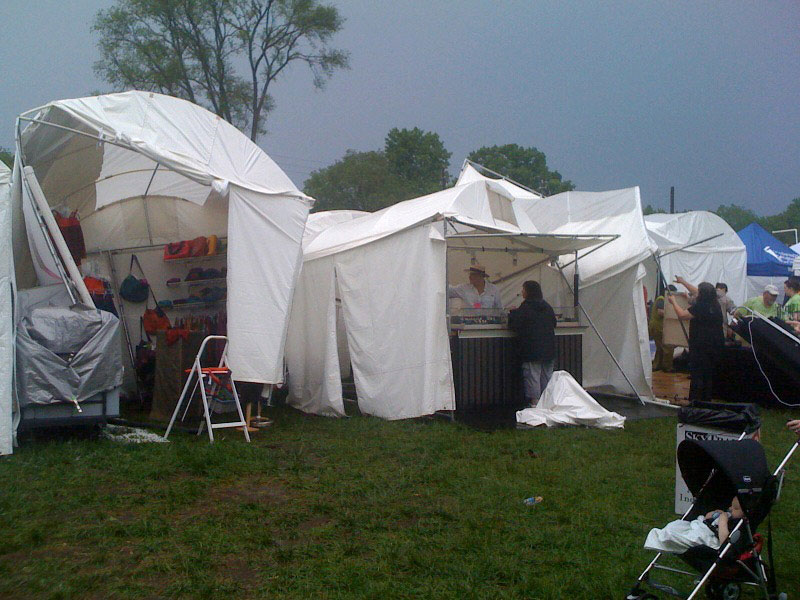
[668,282,724,402]
[783,277,800,321]
[508,280,557,407]
[714,282,736,338]
[735,284,781,319]
[650,284,678,372]
[674,276,698,301]
[448,264,503,309]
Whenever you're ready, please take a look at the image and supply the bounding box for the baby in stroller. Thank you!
[644,497,743,554]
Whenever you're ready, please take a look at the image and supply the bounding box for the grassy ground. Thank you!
[0,408,798,600]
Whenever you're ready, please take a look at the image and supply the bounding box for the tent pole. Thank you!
[558,267,646,404]
[655,232,724,260]
[443,218,457,420]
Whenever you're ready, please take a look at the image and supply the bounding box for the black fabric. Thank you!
[678,402,761,434]
[689,359,714,402]
[508,298,557,362]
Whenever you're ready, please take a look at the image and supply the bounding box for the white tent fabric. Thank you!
[12,91,312,383]
[0,161,14,455]
[516,371,626,429]
[286,180,609,419]
[644,212,748,305]
[495,187,657,398]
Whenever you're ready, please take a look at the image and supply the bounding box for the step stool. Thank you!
[164,335,250,442]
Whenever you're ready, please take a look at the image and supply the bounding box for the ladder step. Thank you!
[210,422,247,429]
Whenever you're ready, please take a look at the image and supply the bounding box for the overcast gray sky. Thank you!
[2,1,798,214]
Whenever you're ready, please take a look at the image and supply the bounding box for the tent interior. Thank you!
[455,166,658,402]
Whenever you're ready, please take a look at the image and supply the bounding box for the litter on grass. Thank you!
[102,425,168,444]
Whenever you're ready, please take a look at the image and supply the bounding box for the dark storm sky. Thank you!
[2,0,798,214]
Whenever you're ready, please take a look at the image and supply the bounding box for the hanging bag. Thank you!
[120,255,150,303]
[135,318,156,382]
[142,273,171,335]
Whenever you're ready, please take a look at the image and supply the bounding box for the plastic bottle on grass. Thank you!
[523,496,543,507]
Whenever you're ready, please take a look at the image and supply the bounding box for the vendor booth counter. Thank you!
[449,308,584,410]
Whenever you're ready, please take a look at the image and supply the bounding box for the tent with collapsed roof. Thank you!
[643,212,748,306]
[2,92,312,451]
[284,179,613,419]
[737,223,799,300]
[457,166,656,399]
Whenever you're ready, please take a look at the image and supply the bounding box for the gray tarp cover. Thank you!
[16,305,122,406]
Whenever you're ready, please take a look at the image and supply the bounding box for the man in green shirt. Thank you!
[784,278,800,320]
[736,285,781,319]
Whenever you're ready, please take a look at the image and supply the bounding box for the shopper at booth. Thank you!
[508,280,557,406]
[649,284,677,372]
[735,285,781,319]
[668,282,724,402]
[448,264,503,309]
[783,277,800,321]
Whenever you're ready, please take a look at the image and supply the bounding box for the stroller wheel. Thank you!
[705,580,741,600]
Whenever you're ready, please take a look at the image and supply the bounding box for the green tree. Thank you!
[93,0,349,140]
[467,143,574,196]
[0,147,13,168]
[714,204,765,232]
[643,204,667,216]
[384,127,451,195]
[304,150,416,212]
[763,198,800,236]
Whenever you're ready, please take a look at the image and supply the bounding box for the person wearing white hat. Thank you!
[448,264,503,309]
[735,284,781,319]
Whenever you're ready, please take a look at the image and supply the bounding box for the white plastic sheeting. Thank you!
[645,212,748,306]
[516,371,626,429]
[0,161,13,455]
[12,91,312,384]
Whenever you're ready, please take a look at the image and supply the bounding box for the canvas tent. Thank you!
[456,167,656,399]
[737,223,798,300]
[0,161,14,455]
[644,211,748,306]
[2,92,312,452]
[285,179,613,420]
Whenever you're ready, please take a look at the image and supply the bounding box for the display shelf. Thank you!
[164,300,226,310]
[163,252,226,264]
[166,277,227,288]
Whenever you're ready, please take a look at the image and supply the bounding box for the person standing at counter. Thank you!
[508,280,557,407]
[448,264,503,309]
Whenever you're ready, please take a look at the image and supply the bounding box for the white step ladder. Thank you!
[164,335,250,442]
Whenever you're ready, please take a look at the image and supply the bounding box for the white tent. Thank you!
[10,91,312,385]
[286,180,610,419]
[456,167,656,399]
[644,212,748,306]
[2,92,312,449]
[0,161,14,455]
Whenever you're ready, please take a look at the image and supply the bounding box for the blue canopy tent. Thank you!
[737,223,798,299]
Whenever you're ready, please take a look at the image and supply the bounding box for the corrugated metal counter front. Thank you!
[449,324,585,411]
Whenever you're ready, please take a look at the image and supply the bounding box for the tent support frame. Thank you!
[557,267,646,404]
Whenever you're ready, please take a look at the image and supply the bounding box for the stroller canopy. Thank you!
[677,439,771,520]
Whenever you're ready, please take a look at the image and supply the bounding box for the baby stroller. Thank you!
[626,437,798,600]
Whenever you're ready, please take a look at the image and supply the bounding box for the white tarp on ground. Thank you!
[286,181,609,419]
[11,91,312,384]
[0,161,14,455]
[644,212,748,306]
[478,180,656,399]
[516,371,626,429]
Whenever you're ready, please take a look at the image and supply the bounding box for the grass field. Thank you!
[0,407,798,599]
